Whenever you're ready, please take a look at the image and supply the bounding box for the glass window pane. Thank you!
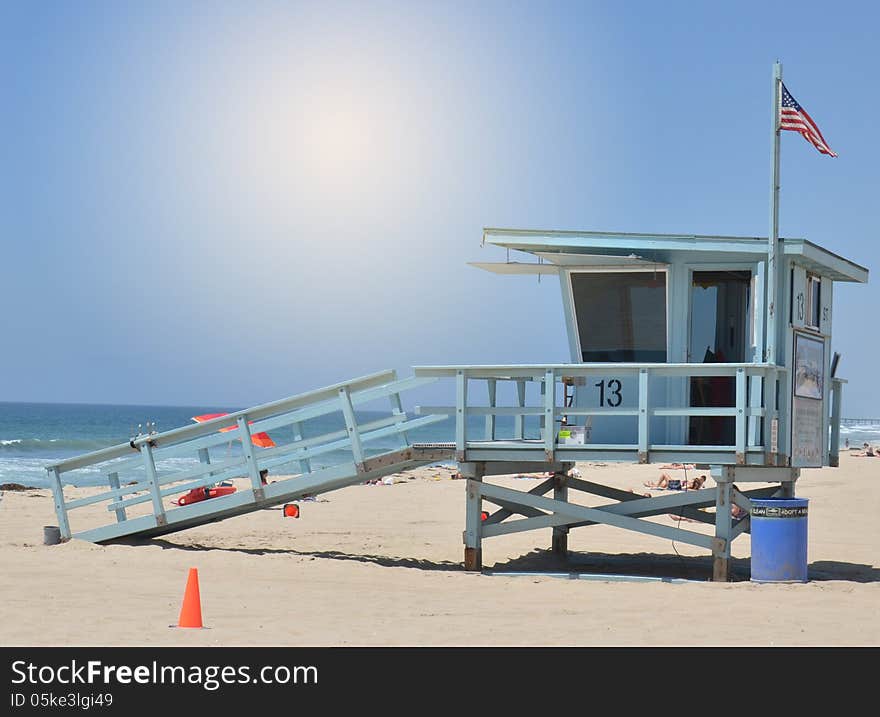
[571,272,667,362]
[809,276,821,329]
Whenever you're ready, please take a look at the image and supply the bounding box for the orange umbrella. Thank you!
[192,413,276,448]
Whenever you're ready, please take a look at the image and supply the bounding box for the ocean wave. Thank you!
[0,437,116,453]
[839,426,880,440]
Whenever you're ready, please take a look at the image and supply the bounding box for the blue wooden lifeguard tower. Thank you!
[423,227,867,578]
[45,227,866,581]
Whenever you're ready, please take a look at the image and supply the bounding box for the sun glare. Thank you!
[219,63,415,218]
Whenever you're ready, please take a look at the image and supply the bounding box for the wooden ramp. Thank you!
[46,371,451,544]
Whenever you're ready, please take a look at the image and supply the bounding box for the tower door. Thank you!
[688,270,751,445]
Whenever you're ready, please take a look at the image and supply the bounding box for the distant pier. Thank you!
[840,418,880,426]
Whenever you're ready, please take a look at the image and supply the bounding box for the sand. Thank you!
[1,454,878,646]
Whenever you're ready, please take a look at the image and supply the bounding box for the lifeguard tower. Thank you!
[45,227,867,582]
[413,227,868,579]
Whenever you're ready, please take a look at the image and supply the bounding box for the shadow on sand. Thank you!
[488,550,880,583]
[141,538,463,572]
[125,539,879,583]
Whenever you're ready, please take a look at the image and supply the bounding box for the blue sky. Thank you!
[2,1,877,416]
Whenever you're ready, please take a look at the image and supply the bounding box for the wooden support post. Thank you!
[514,379,526,440]
[766,372,779,465]
[389,390,409,449]
[140,442,167,527]
[464,475,483,571]
[197,447,218,479]
[455,371,467,462]
[339,387,365,472]
[291,421,312,474]
[236,416,266,499]
[748,373,763,447]
[777,367,791,465]
[485,379,497,441]
[638,368,649,463]
[107,472,127,523]
[713,480,733,582]
[543,369,555,462]
[551,471,569,558]
[735,368,747,464]
[777,480,795,499]
[829,380,842,467]
[48,467,72,540]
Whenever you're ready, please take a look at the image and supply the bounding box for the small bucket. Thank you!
[43,525,62,546]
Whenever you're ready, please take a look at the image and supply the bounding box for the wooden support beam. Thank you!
[543,369,556,462]
[478,482,716,549]
[107,472,126,523]
[236,416,266,501]
[638,368,649,463]
[514,380,526,440]
[140,442,167,527]
[481,477,555,525]
[552,472,569,557]
[735,367,747,464]
[338,387,365,473]
[291,421,312,473]
[388,390,410,450]
[481,497,545,520]
[565,477,647,502]
[485,379,497,441]
[464,477,483,571]
[456,371,467,462]
[713,481,733,582]
[48,467,71,541]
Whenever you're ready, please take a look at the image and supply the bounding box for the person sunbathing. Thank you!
[644,473,706,490]
[658,463,696,470]
[853,443,876,457]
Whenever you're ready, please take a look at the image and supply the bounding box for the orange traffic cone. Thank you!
[177,567,203,628]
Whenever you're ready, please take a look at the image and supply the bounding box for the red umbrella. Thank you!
[192,413,276,448]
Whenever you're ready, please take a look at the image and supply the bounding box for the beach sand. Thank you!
[1,454,878,646]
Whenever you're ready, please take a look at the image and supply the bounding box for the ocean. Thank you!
[1,402,877,489]
[838,421,880,450]
[0,402,541,489]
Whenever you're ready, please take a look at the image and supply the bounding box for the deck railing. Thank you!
[414,363,791,466]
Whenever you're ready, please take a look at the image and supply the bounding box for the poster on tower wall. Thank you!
[791,332,825,468]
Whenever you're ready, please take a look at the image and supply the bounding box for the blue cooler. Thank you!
[750,497,809,583]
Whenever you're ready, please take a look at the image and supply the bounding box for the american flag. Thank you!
[779,82,837,157]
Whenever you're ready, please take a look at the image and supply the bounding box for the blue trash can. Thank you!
[750,498,809,583]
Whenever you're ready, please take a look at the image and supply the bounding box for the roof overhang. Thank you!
[479,228,868,283]
[785,240,869,283]
[470,251,668,275]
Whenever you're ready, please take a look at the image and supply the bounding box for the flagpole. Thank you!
[766,61,782,365]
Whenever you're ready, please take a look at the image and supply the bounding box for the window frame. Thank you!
[567,267,670,364]
[805,273,822,332]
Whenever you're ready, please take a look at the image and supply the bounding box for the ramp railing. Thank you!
[414,363,789,466]
[47,370,444,541]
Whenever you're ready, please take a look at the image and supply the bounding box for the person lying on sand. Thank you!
[658,463,696,470]
[644,473,706,490]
